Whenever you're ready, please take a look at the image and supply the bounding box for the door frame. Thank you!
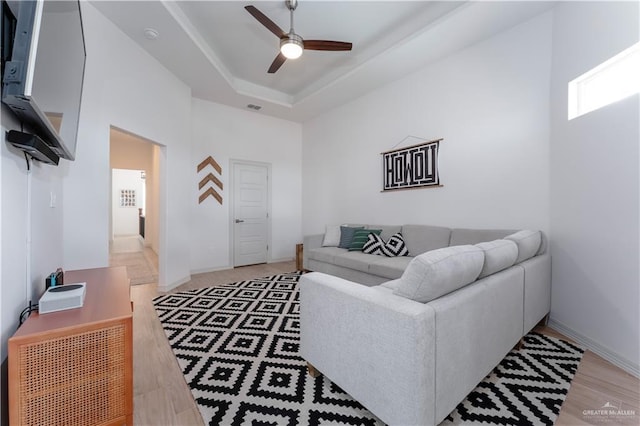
[108,125,165,287]
[228,159,272,267]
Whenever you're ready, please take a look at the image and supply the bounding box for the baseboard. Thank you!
[268,257,295,264]
[191,259,295,276]
[548,318,639,378]
[190,265,232,275]
[157,275,191,293]
[154,259,297,292]
[1,357,8,426]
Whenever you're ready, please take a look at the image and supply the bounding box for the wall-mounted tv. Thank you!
[2,0,86,164]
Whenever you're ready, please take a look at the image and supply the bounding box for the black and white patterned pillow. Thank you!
[363,233,385,255]
[363,233,409,257]
[384,233,409,256]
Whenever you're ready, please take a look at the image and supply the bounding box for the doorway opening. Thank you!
[109,126,161,285]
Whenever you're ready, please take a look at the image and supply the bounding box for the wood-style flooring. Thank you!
[131,261,639,425]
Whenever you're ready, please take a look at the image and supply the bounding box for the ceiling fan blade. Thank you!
[245,5,286,38]
[268,53,287,74]
[303,40,353,51]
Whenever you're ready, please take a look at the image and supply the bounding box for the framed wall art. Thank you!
[120,189,136,207]
[382,138,442,191]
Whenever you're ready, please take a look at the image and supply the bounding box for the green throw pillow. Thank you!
[349,229,382,251]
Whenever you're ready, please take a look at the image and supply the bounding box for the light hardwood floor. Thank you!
[131,261,639,425]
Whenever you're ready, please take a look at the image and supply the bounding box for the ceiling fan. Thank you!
[245,0,353,73]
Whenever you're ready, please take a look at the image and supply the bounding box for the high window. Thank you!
[568,41,640,120]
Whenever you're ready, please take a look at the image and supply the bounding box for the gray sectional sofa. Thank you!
[303,224,547,286]
[300,224,551,426]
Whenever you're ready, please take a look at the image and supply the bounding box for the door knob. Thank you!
[235,219,244,223]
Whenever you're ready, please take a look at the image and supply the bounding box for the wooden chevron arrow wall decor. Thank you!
[199,187,222,205]
[197,156,222,174]
[199,173,223,191]
[197,156,223,205]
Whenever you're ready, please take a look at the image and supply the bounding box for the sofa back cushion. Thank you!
[393,245,484,303]
[401,224,451,256]
[449,228,516,246]
[475,239,518,278]
[505,230,541,263]
[366,225,402,242]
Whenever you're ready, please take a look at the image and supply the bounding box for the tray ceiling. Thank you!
[91,1,556,122]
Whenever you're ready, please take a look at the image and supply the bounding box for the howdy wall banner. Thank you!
[382,138,441,191]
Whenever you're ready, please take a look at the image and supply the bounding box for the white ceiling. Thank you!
[91,1,556,122]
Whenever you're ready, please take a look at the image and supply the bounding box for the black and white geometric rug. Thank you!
[443,332,584,425]
[153,272,584,426]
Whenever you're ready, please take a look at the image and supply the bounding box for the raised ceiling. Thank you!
[91,1,556,122]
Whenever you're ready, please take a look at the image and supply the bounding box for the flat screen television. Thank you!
[1,0,85,163]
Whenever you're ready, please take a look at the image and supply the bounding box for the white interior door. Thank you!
[233,162,269,267]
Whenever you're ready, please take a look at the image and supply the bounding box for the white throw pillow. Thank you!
[393,245,485,303]
[475,239,518,278]
[505,230,541,263]
[322,225,341,247]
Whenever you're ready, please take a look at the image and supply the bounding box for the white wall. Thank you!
[190,99,302,273]
[1,108,64,362]
[302,12,553,235]
[110,131,154,171]
[549,1,639,375]
[4,0,185,359]
[62,3,192,290]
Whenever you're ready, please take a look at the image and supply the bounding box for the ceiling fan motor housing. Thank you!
[286,0,298,11]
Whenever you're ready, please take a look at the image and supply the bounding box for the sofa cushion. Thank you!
[505,230,541,263]
[307,247,347,264]
[333,251,376,274]
[349,229,382,251]
[366,225,402,242]
[393,245,484,303]
[401,225,451,256]
[321,225,341,247]
[475,239,518,278]
[338,226,364,249]
[368,256,414,280]
[449,228,516,246]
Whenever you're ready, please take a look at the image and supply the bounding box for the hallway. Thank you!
[109,236,158,285]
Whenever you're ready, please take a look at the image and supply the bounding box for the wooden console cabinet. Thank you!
[9,267,133,426]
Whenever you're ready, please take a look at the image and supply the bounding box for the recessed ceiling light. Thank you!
[143,28,159,40]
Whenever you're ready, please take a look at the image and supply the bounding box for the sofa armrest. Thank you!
[518,253,551,333]
[429,266,524,422]
[302,234,324,269]
[300,272,436,425]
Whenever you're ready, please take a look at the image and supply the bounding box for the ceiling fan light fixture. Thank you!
[280,34,303,59]
[245,2,352,73]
